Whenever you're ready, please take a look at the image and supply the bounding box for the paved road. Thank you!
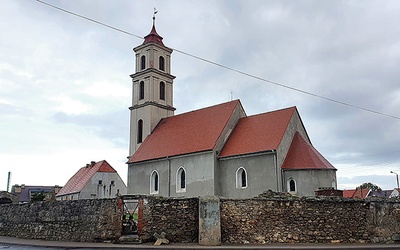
[2,236,400,250]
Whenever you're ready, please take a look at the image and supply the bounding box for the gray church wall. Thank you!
[213,102,246,196]
[170,151,215,197]
[276,109,309,168]
[128,159,170,196]
[128,151,216,197]
[219,153,277,198]
[283,169,337,196]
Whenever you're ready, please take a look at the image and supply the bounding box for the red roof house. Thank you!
[56,160,126,200]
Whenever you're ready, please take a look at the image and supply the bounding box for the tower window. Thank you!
[176,167,186,192]
[139,81,144,100]
[160,82,165,100]
[140,55,146,70]
[236,167,247,188]
[159,56,165,71]
[137,119,143,143]
[150,170,159,194]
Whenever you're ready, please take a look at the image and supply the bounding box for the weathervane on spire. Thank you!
[153,8,158,26]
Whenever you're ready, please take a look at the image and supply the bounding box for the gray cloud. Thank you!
[1,0,400,189]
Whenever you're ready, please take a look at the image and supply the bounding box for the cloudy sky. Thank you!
[1,0,400,192]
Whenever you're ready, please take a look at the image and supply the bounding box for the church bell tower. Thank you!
[129,15,176,156]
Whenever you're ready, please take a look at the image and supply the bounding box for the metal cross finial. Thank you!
[153,8,158,25]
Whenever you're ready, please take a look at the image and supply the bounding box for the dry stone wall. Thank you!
[220,195,400,244]
[0,199,122,242]
[138,196,198,243]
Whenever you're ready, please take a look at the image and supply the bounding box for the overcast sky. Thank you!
[1,0,400,192]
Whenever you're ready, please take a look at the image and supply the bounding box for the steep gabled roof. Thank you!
[219,107,296,157]
[56,160,116,197]
[128,100,241,163]
[282,132,336,170]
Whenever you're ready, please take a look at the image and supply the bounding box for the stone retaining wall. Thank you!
[220,196,400,244]
[0,199,122,242]
[1,194,400,245]
[138,196,198,243]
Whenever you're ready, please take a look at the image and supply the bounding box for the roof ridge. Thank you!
[246,106,296,118]
[173,99,240,117]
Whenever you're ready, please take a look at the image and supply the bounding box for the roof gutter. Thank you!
[167,156,171,197]
[219,150,275,161]
[273,149,279,191]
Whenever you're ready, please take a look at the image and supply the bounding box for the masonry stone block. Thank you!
[199,196,221,246]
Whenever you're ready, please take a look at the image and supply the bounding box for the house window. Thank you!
[332,179,336,189]
[98,180,102,185]
[159,82,165,100]
[176,167,186,192]
[139,81,145,100]
[150,170,159,194]
[288,179,296,192]
[137,119,143,143]
[159,56,165,71]
[140,55,146,70]
[236,167,247,188]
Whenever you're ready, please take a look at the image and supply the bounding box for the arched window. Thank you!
[236,167,247,188]
[159,56,165,71]
[137,119,143,143]
[139,81,144,100]
[288,179,296,192]
[140,55,146,70]
[159,82,165,100]
[150,170,159,194]
[176,167,186,192]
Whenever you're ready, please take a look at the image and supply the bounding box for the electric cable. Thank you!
[35,0,400,121]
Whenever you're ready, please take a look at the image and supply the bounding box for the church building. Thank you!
[127,18,337,198]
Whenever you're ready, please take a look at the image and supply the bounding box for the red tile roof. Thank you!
[219,107,296,157]
[143,24,164,46]
[128,100,241,163]
[56,160,116,196]
[343,188,371,198]
[281,132,336,170]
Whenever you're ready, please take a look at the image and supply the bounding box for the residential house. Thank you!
[11,185,62,203]
[368,189,393,198]
[56,160,127,200]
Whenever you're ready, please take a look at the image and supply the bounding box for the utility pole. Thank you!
[7,171,11,192]
[390,171,399,190]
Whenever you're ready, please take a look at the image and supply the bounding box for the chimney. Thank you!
[91,161,96,166]
[86,164,90,168]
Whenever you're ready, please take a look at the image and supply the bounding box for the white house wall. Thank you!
[80,172,127,199]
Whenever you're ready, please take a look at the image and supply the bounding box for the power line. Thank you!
[333,150,400,162]
[36,0,400,121]
[36,0,143,40]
